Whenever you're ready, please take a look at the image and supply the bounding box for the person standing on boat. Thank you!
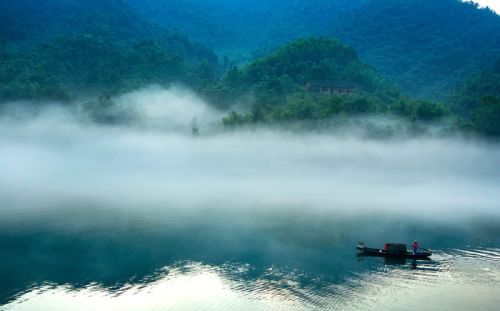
[412,240,419,255]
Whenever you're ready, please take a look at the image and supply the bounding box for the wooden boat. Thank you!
[357,242,432,259]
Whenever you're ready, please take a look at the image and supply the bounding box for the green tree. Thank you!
[473,96,500,136]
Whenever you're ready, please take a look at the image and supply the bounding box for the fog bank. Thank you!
[1,87,499,218]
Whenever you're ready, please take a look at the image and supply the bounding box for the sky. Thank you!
[472,0,500,13]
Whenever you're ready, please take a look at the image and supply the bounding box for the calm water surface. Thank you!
[0,205,498,311]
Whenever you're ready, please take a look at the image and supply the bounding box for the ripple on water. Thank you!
[1,246,499,311]
[2,209,499,309]
[452,248,500,264]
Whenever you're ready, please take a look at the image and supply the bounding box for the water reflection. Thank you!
[357,253,425,267]
[0,207,499,310]
[3,251,499,311]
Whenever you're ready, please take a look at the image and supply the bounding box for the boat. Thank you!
[357,242,432,259]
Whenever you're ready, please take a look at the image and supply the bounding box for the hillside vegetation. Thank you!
[335,0,500,99]
[0,0,498,137]
[0,0,155,50]
[208,38,448,127]
[451,60,500,136]
[0,0,218,101]
[125,0,500,100]
[124,0,365,60]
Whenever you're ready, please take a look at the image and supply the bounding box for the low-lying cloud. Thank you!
[0,87,499,218]
[109,86,224,130]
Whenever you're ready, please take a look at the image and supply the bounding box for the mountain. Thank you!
[452,59,500,117]
[451,59,500,136]
[0,0,155,50]
[1,0,497,126]
[211,38,447,125]
[124,0,366,60]
[0,0,216,62]
[124,0,500,100]
[231,37,388,96]
[0,0,218,101]
[334,0,500,100]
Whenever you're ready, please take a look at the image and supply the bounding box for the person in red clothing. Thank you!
[412,240,419,254]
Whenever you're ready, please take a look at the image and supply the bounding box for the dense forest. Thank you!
[0,0,156,49]
[206,38,448,128]
[126,0,500,100]
[0,0,499,136]
[0,0,218,100]
[334,0,500,100]
[451,60,500,136]
[124,0,366,60]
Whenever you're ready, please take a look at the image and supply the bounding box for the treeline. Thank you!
[124,0,500,100]
[0,1,498,137]
[451,60,500,136]
[210,37,498,137]
[124,0,365,61]
[335,0,500,100]
[0,34,217,101]
[0,0,218,101]
[0,0,159,49]
[203,38,449,127]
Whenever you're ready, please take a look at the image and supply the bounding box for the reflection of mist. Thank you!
[1,263,327,311]
[0,87,499,217]
[3,253,499,311]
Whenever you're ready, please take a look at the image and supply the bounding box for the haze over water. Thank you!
[1,88,499,310]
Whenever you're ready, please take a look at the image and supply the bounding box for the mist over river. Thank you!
[0,88,499,310]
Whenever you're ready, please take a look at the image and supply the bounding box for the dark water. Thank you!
[0,205,499,310]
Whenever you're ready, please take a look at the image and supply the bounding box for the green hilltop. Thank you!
[206,38,448,128]
[126,0,500,101]
[0,0,498,136]
[0,0,217,101]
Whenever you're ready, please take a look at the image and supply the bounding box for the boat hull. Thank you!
[357,246,432,259]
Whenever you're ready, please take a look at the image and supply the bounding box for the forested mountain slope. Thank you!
[125,0,500,100]
[0,0,155,50]
[1,0,498,134]
[334,0,500,99]
[210,38,448,126]
[0,0,218,101]
[124,0,366,59]
[451,60,500,136]
[452,59,500,117]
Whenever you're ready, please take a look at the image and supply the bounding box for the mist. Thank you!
[1,87,499,219]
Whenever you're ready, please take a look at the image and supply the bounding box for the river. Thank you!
[0,104,499,310]
[0,206,498,310]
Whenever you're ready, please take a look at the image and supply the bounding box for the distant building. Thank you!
[305,81,357,95]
